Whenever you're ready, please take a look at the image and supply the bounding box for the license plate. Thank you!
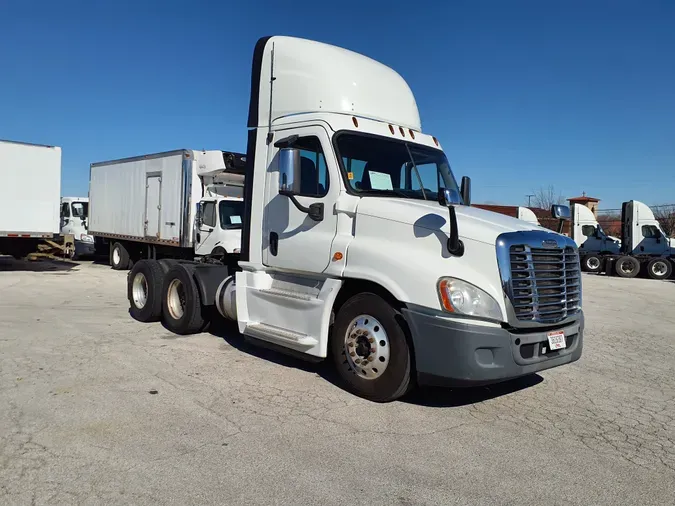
[547,331,566,351]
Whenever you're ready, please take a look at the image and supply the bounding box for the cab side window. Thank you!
[642,225,660,238]
[582,225,596,237]
[294,136,329,197]
[202,202,216,228]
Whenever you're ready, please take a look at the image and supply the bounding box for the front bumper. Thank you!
[74,239,96,257]
[402,306,584,387]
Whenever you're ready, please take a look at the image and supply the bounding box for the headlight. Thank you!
[80,234,94,243]
[437,277,503,321]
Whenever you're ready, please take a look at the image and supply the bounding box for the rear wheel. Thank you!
[646,258,672,280]
[161,264,205,335]
[615,255,640,278]
[582,254,603,273]
[128,260,164,322]
[110,242,131,270]
[330,292,413,402]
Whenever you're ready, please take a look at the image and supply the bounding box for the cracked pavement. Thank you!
[1,258,674,505]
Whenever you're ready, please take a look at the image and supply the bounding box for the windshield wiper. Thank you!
[405,144,427,200]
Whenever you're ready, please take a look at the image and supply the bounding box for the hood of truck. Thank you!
[355,197,544,245]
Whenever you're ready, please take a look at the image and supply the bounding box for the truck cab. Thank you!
[571,203,621,272]
[60,196,94,258]
[621,200,675,256]
[128,36,584,402]
[517,207,540,226]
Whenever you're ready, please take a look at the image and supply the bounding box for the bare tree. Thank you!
[652,205,675,237]
[529,185,565,210]
[597,212,622,237]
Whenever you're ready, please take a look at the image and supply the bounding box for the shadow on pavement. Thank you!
[208,317,543,406]
[0,256,79,272]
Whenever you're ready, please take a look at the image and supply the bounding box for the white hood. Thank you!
[356,198,546,246]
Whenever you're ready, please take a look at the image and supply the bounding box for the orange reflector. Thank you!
[185,152,191,158]
[438,279,455,312]
[332,252,344,261]
[389,124,395,134]
[409,129,415,139]
[399,126,405,137]
[352,116,359,127]
[432,136,439,146]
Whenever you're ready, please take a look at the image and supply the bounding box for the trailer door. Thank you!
[145,174,162,238]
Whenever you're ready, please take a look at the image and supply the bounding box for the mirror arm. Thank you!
[280,190,324,222]
[447,206,465,256]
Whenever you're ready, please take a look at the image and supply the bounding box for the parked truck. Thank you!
[60,197,95,259]
[571,203,621,273]
[474,205,542,226]
[0,139,61,259]
[89,150,245,269]
[125,36,583,402]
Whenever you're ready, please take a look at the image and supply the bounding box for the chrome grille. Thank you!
[509,245,581,323]
[496,231,582,326]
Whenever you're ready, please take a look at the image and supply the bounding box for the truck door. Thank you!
[263,126,338,273]
[194,199,219,256]
[145,174,162,238]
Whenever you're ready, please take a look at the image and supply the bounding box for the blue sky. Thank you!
[1,0,673,210]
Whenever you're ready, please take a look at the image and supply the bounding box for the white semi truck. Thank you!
[571,203,621,273]
[60,197,95,259]
[612,200,675,280]
[125,36,584,402]
[89,150,245,269]
[0,140,61,259]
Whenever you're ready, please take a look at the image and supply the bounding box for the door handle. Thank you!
[270,232,279,256]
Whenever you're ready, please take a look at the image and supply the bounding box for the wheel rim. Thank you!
[132,272,148,309]
[167,279,186,319]
[651,261,668,277]
[620,260,636,274]
[587,257,600,270]
[112,247,121,265]
[342,315,390,380]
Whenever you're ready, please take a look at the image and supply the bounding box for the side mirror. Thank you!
[278,148,302,195]
[460,176,471,206]
[437,189,464,256]
[551,204,571,220]
[276,147,323,222]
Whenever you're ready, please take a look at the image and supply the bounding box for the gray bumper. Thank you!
[74,240,96,257]
[402,306,584,387]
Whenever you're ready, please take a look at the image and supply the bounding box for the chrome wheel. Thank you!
[587,257,600,270]
[651,260,668,277]
[343,315,390,380]
[132,272,148,309]
[167,279,186,319]
[112,247,121,266]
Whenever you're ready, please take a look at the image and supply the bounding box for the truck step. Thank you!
[246,322,318,347]
[257,287,316,302]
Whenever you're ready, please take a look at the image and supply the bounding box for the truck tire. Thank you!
[581,254,603,273]
[615,256,640,278]
[110,242,131,270]
[330,292,413,403]
[646,258,673,280]
[158,258,179,273]
[128,260,164,322]
[161,264,205,335]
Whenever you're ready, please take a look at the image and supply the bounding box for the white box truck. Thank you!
[0,139,61,258]
[89,150,245,269]
[125,36,583,402]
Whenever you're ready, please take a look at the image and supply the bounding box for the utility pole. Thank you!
[526,194,535,207]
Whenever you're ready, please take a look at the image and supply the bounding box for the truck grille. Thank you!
[508,244,581,324]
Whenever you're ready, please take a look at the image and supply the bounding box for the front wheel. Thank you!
[581,254,604,273]
[330,293,413,402]
[646,258,673,280]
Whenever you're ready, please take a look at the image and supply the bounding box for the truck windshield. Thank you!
[219,200,243,230]
[335,133,460,201]
[71,202,88,218]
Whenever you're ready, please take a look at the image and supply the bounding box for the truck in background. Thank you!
[571,203,621,273]
[473,204,543,227]
[60,197,95,259]
[0,139,61,259]
[88,150,245,270]
[124,35,583,402]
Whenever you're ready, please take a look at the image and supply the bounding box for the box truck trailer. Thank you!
[89,150,245,269]
[125,36,583,402]
[0,140,61,259]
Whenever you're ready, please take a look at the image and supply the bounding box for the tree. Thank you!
[652,205,675,237]
[529,185,565,210]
